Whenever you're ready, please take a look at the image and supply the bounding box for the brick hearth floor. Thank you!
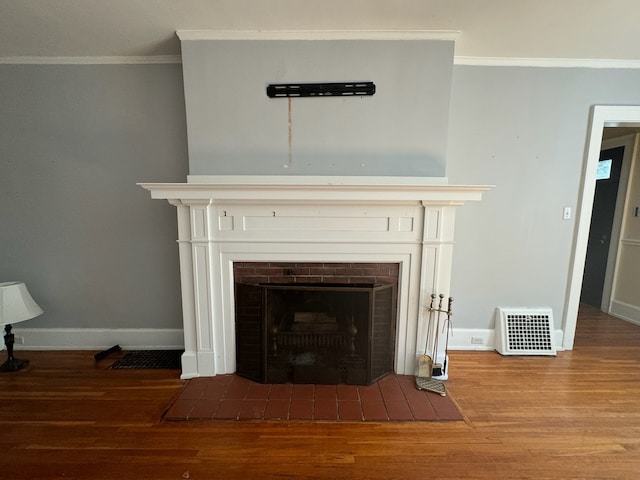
[164,374,463,422]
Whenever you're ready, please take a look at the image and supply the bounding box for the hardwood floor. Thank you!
[2,304,640,479]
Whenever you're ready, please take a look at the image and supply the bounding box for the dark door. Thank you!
[581,146,624,308]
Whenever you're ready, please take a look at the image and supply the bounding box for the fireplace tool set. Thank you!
[416,293,453,396]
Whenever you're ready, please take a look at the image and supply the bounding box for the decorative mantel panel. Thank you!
[139,176,491,379]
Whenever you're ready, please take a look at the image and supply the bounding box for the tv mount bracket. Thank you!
[266,82,375,98]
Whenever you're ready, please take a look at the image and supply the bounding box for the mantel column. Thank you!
[414,202,458,379]
[168,199,219,378]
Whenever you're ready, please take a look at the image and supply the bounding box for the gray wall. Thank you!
[447,65,640,330]
[181,40,454,176]
[5,58,640,341]
[0,64,187,329]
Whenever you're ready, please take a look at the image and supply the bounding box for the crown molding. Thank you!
[3,52,640,69]
[455,56,640,69]
[0,55,182,65]
[176,29,461,41]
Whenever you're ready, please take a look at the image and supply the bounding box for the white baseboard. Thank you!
[447,328,565,352]
[9,326,566,354]
[10,328,184,351]
[447,328,495,351]
[610,300,640,326]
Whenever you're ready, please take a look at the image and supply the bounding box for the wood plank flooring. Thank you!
[2,304,640,479]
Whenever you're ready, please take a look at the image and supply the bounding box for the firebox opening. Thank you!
[233,263,399,385]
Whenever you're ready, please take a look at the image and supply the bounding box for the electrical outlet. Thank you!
[471,337,483,345]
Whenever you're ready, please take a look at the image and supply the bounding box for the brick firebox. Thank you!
[233,262,400,286]
[233,262,400,385]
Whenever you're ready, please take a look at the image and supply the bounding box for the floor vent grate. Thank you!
[495,308,556,356]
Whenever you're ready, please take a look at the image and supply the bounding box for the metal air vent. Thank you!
[495,308,556,356]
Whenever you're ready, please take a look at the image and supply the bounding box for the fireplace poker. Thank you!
[430,294,444,376]
[441,297,453,377]
[417,294,436,378]
[415,293,451,396]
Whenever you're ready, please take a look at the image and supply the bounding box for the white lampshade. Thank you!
[0,282,44,325]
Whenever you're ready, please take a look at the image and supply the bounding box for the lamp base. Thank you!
[0,357,29,372]
[2,323,29,372]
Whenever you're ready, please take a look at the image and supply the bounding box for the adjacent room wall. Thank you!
[611,134,640,324]
[0,64,187,338]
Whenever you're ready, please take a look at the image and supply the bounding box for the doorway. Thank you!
[563,106,640,349]
[581,144,625,308]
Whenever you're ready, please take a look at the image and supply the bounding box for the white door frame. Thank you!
[563,105,640,349]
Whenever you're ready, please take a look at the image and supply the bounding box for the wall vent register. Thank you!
[495,307,556,356]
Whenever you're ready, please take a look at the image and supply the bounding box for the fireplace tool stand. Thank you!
[416,294,453,396]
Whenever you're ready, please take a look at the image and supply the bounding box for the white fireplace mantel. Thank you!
[139,176,492,379]
[142,175,489,203]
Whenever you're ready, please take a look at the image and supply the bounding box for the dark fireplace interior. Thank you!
[234,263,398,385]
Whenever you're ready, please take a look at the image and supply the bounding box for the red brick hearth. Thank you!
[164,374,462,422]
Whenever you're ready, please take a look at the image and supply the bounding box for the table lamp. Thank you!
[0,282,43,372]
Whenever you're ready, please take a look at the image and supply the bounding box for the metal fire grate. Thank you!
[109,350,183,369]
[495,308,556,356]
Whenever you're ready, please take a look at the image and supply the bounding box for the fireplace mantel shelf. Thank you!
[138,176,493,204]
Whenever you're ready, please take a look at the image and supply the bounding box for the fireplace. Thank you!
[234,262,398,385]
[139,176,490,379]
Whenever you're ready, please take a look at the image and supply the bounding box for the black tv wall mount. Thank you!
[266,82,375,98]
